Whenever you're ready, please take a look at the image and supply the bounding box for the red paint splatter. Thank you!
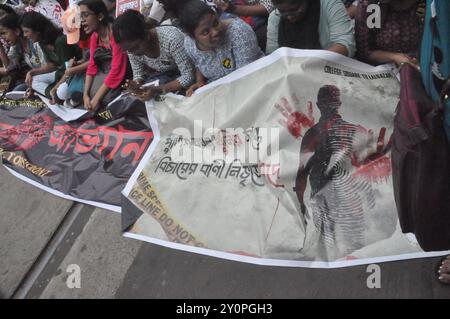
[287,111,315,138]
[352,154,392,183]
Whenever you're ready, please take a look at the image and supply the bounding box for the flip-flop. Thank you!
[437,255,450,285]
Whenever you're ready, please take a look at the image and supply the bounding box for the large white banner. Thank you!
[122,49,450,267]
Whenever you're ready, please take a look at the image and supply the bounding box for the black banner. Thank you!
[0,95,154,208]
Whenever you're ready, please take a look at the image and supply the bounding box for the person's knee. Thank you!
[31,79,46,95]
[57,83,69,100]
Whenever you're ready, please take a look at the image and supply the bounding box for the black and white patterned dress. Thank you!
[128,26,195,88]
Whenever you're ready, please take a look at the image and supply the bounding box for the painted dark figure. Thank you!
[294,85,378,256]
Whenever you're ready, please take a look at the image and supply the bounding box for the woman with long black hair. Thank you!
[0,13,29,92]
[0,13,27,76]
[20,11,81,98]
[112,9,195,101]
[80,0,129,111]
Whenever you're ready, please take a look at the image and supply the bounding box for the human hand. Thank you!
[49,88,58,105]
[186,82,205,97]
[132,86,157,101]
[66,57,77,68]
[25,88,34,98]
[83,94,93,111]
[64,67,75,78]
[394,53,420,71]
[89,96,100,111]
[25,71,33,87]
[122,79,143,94]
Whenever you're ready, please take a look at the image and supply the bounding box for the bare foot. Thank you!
[438,255,450,284]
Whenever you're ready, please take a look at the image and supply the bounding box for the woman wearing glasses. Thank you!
[266,0,355,57]
[80,0,129,112]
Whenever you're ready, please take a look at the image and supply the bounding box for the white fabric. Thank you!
[56,81,69,100]
[148,0,165,22]
[31,71,57,96]
[121,49,449,267]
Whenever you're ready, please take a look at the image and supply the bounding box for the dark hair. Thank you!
[20,11,62,45]
[178,0,216,36]
[159,0,190,17]
[271,0,307,5]
[79,0,112,26]
[112,9,148,44]
[0,13,21,32]
[0,4,17,16]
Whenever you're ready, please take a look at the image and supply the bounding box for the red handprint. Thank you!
[275,95,315,139]
[351,127,392,183]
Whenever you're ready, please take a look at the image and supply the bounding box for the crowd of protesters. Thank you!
[0,0,425,105]
[0,0,446,283]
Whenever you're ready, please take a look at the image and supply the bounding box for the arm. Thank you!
[218,1,272,17]
[25,63,58,88]
[324,0,355,57]
[327,43,349,56]
[86,34,99,77]
[103,33,128,89]
[51,61,89,97]
[89,31,128,110]
[186,68,206,97]
[67,61,89,75]
[347,4,357,19]
[169,29,196,89]
[128,53,145,82]
[365,50,419,68]
[294,134,316,215]
[195,68,206,86]
[354,2,418,67]
[90,83,110,110]
[295,150,315,216]
[265,11,280,54]
[230,20,263,69]
[295,162,309,214]
[134,29,196,101]
[83,74,94,110]
[28,63,58,76]
[232,4,269,17]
